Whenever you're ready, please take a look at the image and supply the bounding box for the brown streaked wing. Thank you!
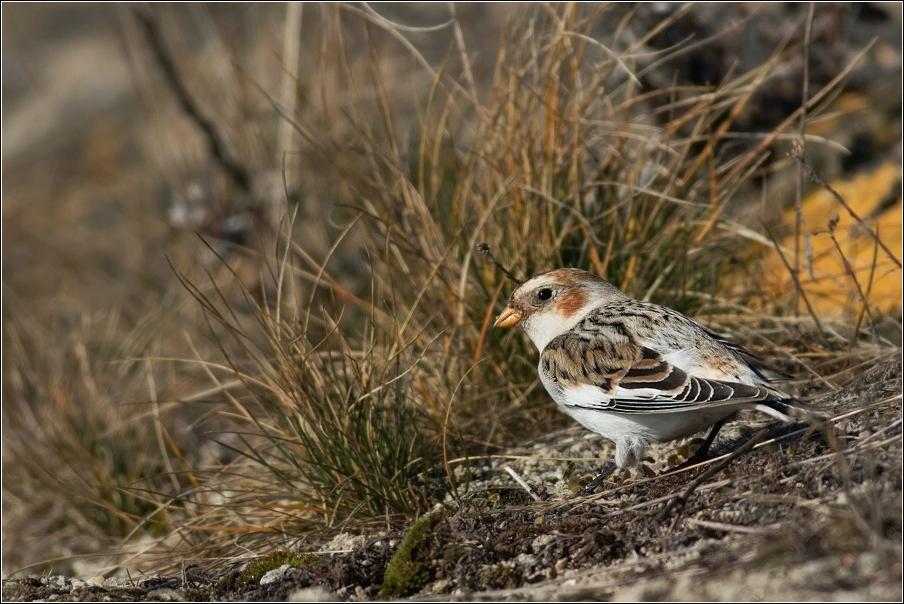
[541,328,777,414]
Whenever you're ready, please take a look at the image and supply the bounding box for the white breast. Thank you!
[538,366,735,468]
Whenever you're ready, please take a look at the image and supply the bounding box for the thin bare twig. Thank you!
[826,214,879,344]
[683,518,780,534]
[476,243,524,284]
[277,2,303,193]
[504,465,541,502]
[793,3,816,314]
[761,220,827,339]
[134,7,253,194]
[791,144,902,270]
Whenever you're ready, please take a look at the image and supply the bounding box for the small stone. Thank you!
[288,586,335,601]
[88,576,106,587]
[70,580,87,591]
[260,564,292,586]
[326,532,366,552]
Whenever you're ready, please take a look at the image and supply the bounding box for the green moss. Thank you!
[184,587,214,601]
[213,569,240,594]
[380,512,440,598]
[235,550,312,588]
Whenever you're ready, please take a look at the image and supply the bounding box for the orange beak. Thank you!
[494,306,523,329]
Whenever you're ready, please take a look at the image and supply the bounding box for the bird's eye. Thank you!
[537,288,553,301]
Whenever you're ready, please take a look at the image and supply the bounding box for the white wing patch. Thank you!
[555,383,616,409]
[661,348,739,382]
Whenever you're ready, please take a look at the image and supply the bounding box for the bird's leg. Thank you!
[686,416,729,465]
[663,416,730,475]
[576,462,618,497]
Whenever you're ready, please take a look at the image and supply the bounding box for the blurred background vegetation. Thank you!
[2,3,900,578]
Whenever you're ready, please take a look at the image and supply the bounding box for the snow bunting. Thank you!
[494,267,810,495]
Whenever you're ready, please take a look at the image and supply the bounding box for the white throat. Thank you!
[522,305,594,351]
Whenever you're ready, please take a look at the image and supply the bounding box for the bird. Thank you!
[493,267,813,495]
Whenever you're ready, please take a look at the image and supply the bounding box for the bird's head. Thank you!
[494,268,629,350]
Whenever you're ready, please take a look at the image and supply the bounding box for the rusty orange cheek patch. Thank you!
[557,289,587,319]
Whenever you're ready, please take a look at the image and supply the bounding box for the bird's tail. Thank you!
[757,396,826,424]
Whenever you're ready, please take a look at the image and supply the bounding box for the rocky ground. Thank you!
[4,359,900,602]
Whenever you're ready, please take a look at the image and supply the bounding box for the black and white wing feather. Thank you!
[539,319,793,417]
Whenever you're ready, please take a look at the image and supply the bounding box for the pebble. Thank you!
[260,564,292,586]
[326,532,366,552]
[288,586,335,601]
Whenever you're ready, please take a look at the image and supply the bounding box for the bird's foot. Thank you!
[574,463,618,497]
